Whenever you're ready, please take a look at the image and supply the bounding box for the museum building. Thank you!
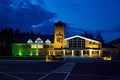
[12,21,102,57]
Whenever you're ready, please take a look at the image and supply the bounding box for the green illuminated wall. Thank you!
[12,43,32,56]
[12,44,21,56]
[12,43,52,56]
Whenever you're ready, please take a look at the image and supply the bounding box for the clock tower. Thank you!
[54,21,65,49]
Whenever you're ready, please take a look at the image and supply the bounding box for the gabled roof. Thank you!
[65,35,100,43]
[104,37,120,48]
[103,44,118,48]
[107,37,120,44]
[45,39,51,44]
[34,37,43,43]
[27,39,33,43]
[15,35,54,43]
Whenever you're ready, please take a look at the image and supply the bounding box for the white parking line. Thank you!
[38,62,76,80]
[0,72,24,80]
[38,73,51,80]
[63,63,75,80]
[52,62,75,73]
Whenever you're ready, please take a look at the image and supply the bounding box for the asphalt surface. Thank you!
[0,57,120,80]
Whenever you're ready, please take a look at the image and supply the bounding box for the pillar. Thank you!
[49,50,50,55]
[36,45,38,56]
[36,48,38,56]
[30,48,32,56]
[53,50,55,55]
[98,50,100,57]
[81,50,83,57]
[63,50,65,56]
[72,50,74,56]
[89,50,92,57]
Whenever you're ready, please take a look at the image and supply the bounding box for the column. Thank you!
[89,50,92,57]
[81,50,83,57]
[53,50,55,55]
[72,50,74,56]
[36,45,38,56]
[49,50,50,55]
[63,50,65,57]
[36,48,38,56]
[98,50,100,57]
[30,48,32,56]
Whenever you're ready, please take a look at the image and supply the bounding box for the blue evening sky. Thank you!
[0,0,120,43]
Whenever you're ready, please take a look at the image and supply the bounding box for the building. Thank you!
[101,38,120,59]
[13,21,116,58]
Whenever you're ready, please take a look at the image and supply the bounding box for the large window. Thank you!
[69,37,85,49]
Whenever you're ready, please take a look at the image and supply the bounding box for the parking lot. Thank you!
[0,57,120,80]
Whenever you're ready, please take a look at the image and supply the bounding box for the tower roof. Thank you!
[54,20,65,27]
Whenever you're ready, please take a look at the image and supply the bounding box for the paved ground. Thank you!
[0,57,120,80]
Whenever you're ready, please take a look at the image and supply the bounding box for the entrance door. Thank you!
[83,50,89,57]
[75,51,80,56]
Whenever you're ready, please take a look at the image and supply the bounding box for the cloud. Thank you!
[32,21,54,34]
[0,0,56,31]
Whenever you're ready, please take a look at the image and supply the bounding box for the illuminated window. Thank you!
[93,42,95,44]
[21,44,31,48]
[45,39,51,44]
[69,37,85,49]
[31,45,36,48]
[27,39,33,43]
[44,45,49,48]
[38,45,43,48]
[49,45,53,48]
[89,41,92,44]
[35,38,43,43]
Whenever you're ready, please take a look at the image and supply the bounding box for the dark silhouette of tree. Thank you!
[21,32,27,38]
[36,32,41,36]
[80,33,83,36]
[84,32,89,38]
[14,28,21,40]
[89,33,94,39]
[96,32,104,45]
[26,32,30,36]
[30,30,35,36]
[0,27,14,56]
[0,27,42,56]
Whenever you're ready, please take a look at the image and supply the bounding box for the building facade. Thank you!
[12,21,103,58]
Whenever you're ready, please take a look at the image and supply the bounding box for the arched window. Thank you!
[27,39,33,43]
[35,38,43,43]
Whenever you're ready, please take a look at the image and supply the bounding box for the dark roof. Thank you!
[15,35,54,43]
[54,21,65,27]
[103,44,117,48]
[102,37,120,48]
[107,37,120,44]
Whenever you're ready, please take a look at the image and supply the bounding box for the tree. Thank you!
[89,33,94,39]
[80,33,83,36]
[96,32,104,45]
[84,32,89,38]
[36,32,41,36]
[30,30,35,36]
[14,28,21,40]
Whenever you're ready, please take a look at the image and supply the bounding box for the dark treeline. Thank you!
[0,27,104,56]
[80,32,104,45]
[0,27,40,56]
